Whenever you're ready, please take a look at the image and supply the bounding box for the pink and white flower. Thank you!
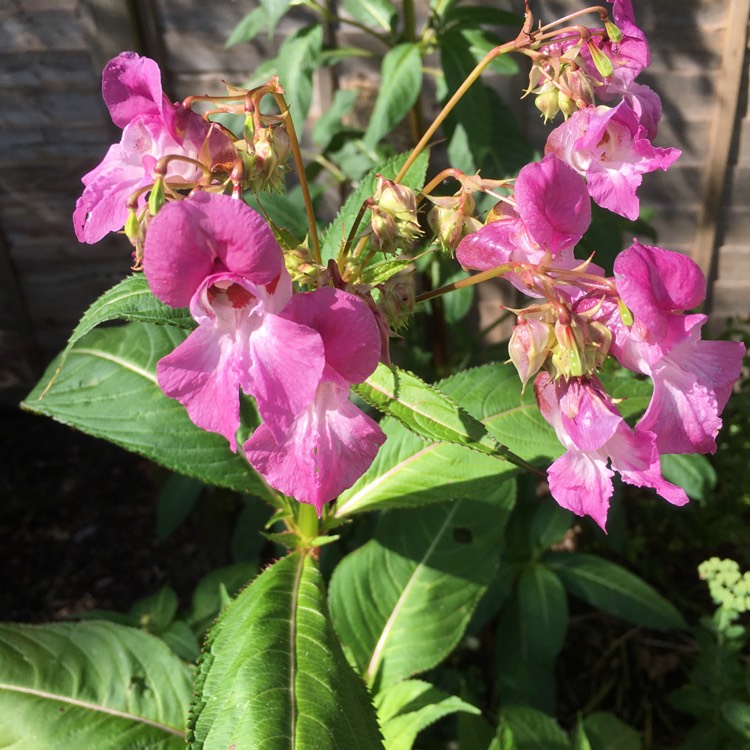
[456,156,592,295]
[535,372,688,530]
[143,192,325,449]
[545,102,680,221]
[244,287,386,513]
[74,52,233,244]
[608,242,745,454]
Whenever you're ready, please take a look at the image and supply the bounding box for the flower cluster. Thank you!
[73,1,744,530]
[455,1,745,528]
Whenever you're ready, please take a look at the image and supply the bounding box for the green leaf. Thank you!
[0,620,193,748]
[336,363,559,517]
[162,620,202,662]
[495,565,568,712]
[364,43,423,148]
[261,0,292,38]
[498,705,570,750]
[226,6,268,47]
[188,551,383,749]
[319,149,429,263]
[722,700,750,738]
[546,552,687,629]
[329,483,515,690]
[157,474,204,540]
[23,323,270,496]
[276,24,324,132]
[360,256,417,285]
[129,585,179,635]
[245,187,319,244]
[581,712,642,750]
[313,88,360,148]
[341,0,395,32]
[376,680,480,750]
[660,453,717,500]
[38,273,193,396]
[355,363,538,470]
[187,561,257,632]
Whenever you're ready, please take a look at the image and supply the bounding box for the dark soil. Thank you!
[1,406,234,623]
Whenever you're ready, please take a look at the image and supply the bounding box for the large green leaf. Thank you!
[261,0,292,38]
[495,564,568,713]
[0,620,193,748]
[355,363,536,471]
[545,552,687,629]
[363,43,423,148]
[23,323,271,496]
[329,483,515,690]
[341,0,395,32]
[38,273,193,396]
[319,150,429,263]
[375,679,479,750]
[188,551,383,749]
[336,363,559,517]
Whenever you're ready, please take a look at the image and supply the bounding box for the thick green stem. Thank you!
[296,501,320,543]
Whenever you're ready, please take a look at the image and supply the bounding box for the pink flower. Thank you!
[143,192,325,450]
[244,287,386,513]
[607,242,745,454]
[535,372,688,530]
[545,102,680,221]
[73,52,233,244]
[456,156,591,295]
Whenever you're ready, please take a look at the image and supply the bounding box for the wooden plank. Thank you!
[692,0,750,304]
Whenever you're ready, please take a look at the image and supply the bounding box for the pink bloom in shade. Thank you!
[545,102,680,221]
[456,156,592,295]
[534,372,688,530]
[244,287,386,513]
[605,242,746,454]
[143,193,325,449]
[73,52,234,244]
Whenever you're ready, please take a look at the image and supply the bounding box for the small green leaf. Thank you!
[546,552,687,629]
[313,88,360,148]
[129,586,179,635]
[0,621,192,748]
[23,323,269,496]
[660,453,717,500]
[341,0,395,31]
[376,680,479,750]
[188,551,383,749]
[495,565,568,712]
[226,6,268,47]
[275,24,324,131]
[721,700,750,738]
[260,0,292,38]
[364,43,423,148]
[187,561,257,632]
[162,620,202,662]
[498,705,569,750]
[329,484,515,690]
[157,474,204,540]
[581,712,641,750]
[360,256,416,285]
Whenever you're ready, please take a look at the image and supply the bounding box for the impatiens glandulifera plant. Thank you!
[10,1,746,748]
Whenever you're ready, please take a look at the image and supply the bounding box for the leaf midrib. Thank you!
[363,503,461,686]
[0,683,185,737]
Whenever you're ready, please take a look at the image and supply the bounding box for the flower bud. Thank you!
[369,175,422,254]
[534,81,561,123]
[587,41,614,79]
[378,276,415,332]
[148,176,166,216]
[285,245,322,286]
[124,208,139,243]
[509,316,554,388]
[426,192,480,255]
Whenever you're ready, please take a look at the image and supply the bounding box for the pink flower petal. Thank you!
[143,193,287,307]
[102,52,167,128]
[281,288,381,385]
[244,383,386,513]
